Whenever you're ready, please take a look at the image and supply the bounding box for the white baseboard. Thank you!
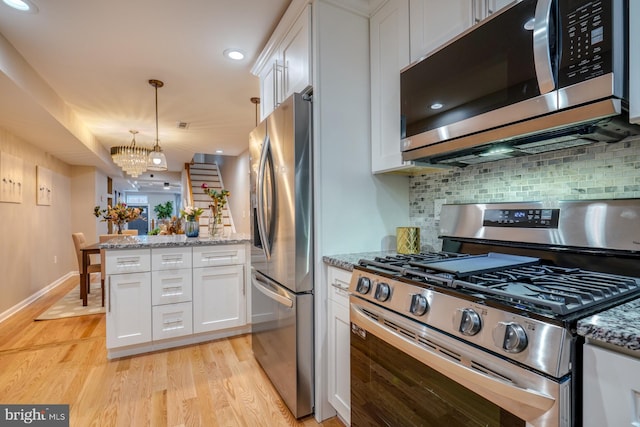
[0,271,77,324]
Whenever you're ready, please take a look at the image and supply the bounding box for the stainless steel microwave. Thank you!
[401,0,640,167]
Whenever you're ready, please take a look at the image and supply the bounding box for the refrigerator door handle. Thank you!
[256,134,273,259]
[253,274,294,308]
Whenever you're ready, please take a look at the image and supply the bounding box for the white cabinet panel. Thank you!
[152,302,193,340]
[370,0,412,173]
[193,264,245,333]
[259,51,281,120]
[281,4,312,99]
[583,343,640,427]
[409,0,472,62]
[151,269,192,305]
[107,272,151,348]
[192,245,245,268]
[327,266,352,424]
[151,247,192,271]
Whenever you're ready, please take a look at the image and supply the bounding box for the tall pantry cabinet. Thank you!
[252,0,411,422]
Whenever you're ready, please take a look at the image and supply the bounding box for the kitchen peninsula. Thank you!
[100,234,251,359]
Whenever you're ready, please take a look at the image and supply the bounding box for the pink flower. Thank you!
[201,183,208,189]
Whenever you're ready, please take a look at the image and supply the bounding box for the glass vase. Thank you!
[208,211,222,237]
[185,220,199,237]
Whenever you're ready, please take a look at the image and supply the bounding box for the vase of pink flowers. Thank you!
[180,205,204,237]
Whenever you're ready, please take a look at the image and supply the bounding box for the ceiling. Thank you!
[0,0,290,192]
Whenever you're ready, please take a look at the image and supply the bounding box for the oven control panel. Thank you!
[482,208,560,228]
[349,268,573,378]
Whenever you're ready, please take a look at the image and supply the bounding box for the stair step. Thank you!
[189,163,219,170]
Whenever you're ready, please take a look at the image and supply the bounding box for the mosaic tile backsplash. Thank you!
[409,137,640,251]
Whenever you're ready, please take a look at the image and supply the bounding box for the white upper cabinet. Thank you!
[255,3,312,120]
[370,0,412,173]
[409,0,472,62]
[409,0,517,63]
[281,5,312,99]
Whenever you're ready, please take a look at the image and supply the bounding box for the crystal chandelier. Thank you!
[110,130,149,178]
[147,79,168,171]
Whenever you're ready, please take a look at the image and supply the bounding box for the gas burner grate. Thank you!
[454,269,640,315]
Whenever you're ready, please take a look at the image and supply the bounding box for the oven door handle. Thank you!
[350,303,556,422]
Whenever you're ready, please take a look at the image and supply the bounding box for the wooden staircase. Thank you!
[188,162,235,235]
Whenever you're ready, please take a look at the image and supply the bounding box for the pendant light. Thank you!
[110,130,149,177]
[147,79,168,171]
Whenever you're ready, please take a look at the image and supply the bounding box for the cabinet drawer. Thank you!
[152,247,192,271]
[106,249,150,274]
[152,302,193,340]
[193,245,245,267]
[328,266,352,306]
[151,269,192,305]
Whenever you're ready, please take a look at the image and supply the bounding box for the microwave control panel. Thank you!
[558,0,613,87]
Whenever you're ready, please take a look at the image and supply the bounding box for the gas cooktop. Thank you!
[356,252,640,317]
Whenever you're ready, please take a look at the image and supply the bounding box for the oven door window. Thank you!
[401,0,555,139]
[351,330,525,426]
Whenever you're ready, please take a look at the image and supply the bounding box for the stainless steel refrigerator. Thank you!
[249,92,313,418]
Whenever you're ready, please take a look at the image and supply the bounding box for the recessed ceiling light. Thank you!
[224,49,245,61]
[2,0,38,13]
[430,103,444,110]
[215,150,223,154]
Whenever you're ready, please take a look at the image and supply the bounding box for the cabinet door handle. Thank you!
[273,60,279,110]
[108,276,111,313]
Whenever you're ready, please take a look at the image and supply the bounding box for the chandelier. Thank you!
[147,79,168,171]
[110,130,149,178]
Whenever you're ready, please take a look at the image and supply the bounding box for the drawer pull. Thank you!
[161,256,184,264]
[200,252,237,261]
[331,282,350,293]
[116,257,141,266]
[163,318,183,325]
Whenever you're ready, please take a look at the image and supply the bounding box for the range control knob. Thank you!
[493,322,528,353]
[355,277,371,294]
[374,282,391,302]
[409,294,429,316]
[454,308,482,336]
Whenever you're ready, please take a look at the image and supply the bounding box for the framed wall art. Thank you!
[36,165,53,206]
[0,152,24,204]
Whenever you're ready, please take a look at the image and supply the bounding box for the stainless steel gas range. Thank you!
[349,199,640,427]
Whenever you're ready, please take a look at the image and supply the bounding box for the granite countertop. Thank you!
[577,298,640,352]
[100,233,251,249]
[322,251,398,271]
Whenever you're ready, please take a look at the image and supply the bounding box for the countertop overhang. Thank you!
[100,234,251,249]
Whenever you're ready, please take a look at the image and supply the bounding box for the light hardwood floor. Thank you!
[0,275,344,427]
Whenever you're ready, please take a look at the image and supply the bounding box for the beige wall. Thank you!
[217,151,250,234]
[0,127,76,315]
[70,166,108,242]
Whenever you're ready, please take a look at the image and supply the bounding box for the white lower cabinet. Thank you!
[583,343,640,427]
[106,271,152,349]
[327,266,352,425]
[105,244,248,358]
[193,264,245,333]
